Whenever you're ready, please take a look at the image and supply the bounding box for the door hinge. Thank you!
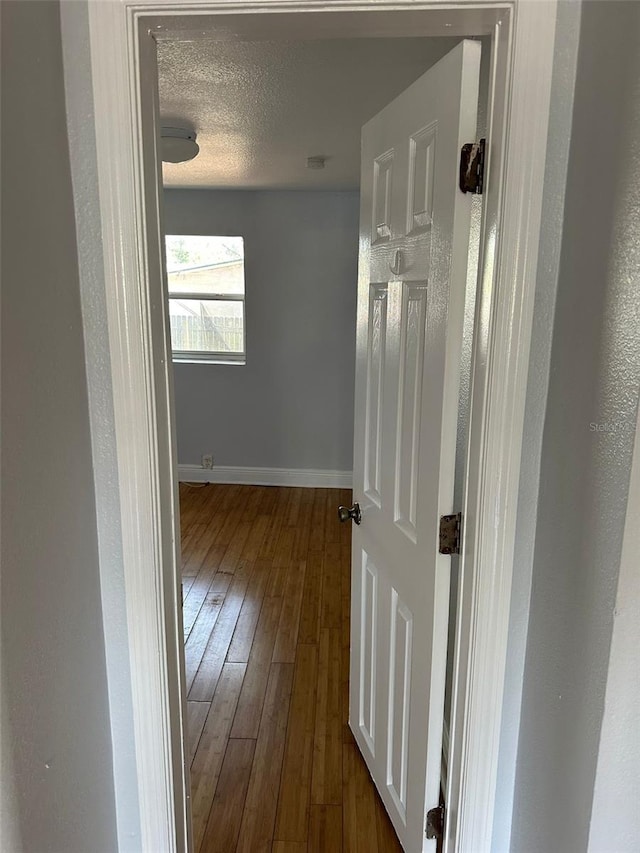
[439,512,462,555]
[459,138,486,194]
[426,803,446,842]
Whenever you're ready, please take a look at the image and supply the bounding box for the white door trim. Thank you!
[85,2,557,851]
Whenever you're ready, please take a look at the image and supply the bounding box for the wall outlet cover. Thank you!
[201,454,213,469]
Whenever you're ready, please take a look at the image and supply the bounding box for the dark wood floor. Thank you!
[179,482,403,853]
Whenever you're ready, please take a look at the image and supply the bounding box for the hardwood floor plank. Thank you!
[182,544,227,637]
[274,644,318,842]
[257,486,278,516]
[266,563,289,600]
[276,487,295,513]
[285,488,302,527]
[298,553,323,645]
[189,575,251,700]
[309,804,342,853]
[340,544,351,647]
[218,519,253,574]
[242,485,268,521]
[183,487,212,521]
[267,528,295,598]
[342,641,355,746]
[199,738,256,853]
[187,701,210,766]
[320,543,342,629]
[218,483,243,511]
[182,574,198,599]
[236,663,294,853]
[239,513,270,564]
[292,514,312,562]
[183,529,220,579]
[190,663,247,852]
[375,795,403,852]
[184,573,233,691]
[179,522,203,564]
[182,486,233,564]
[215,503,251,551]
[308,489,328,552]
[324,490,341,545]
[227,558,272,663]
[292,488,314,561]
[273,527,295,566]
[272,842,308,853]
[343,743,379,853]
[311,628,342,805]
[180,484,216,535]
[230,594,284,739]
[182,524,212,576]
[272,561,306,664]
[259,500,288,560]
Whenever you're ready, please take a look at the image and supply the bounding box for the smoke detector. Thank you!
[161,127,199,163]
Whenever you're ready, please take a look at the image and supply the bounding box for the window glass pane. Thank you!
[166,235,244,296]
[169,298,244,354]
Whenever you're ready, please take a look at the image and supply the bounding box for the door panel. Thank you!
[395,281,428,540]
[387,588,413,819]
[359,550,378,753]
[407,125,436,234]
[349,40,480,851]
[364,285,388,506]
[372,151,394,242]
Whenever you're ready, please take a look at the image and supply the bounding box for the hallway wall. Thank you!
[1,2,117,850]
[510,2,640,849]
[164,189,359,477]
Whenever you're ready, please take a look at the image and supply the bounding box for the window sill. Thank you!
[172,356,246,366]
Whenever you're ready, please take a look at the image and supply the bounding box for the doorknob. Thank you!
[338,502,361,525]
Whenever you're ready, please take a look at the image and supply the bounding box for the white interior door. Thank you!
[348,40,480,851]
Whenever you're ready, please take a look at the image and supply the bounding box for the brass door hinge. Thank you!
[439,513,462,555]
[426,803,445,842]
[459,138,486,194]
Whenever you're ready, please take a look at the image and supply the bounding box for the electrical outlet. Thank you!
[201,454,213,469]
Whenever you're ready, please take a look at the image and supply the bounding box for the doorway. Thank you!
[161,30,486,851]
[85,2,558,850]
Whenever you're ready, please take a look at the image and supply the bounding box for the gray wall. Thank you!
[0,2,118,851]
[164,189,359,472]
[510,3,640,850]
[588,404,640,852]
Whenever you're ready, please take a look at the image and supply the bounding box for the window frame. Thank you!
[165,238,246,365]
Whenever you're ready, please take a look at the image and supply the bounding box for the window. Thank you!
[165,235,245,363]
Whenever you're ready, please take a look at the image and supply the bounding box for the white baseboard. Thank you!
[177,464,352,489]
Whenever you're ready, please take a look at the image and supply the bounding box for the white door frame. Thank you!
[86,2,557,851]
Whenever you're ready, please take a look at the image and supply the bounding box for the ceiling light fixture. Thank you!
[161,127,199,163]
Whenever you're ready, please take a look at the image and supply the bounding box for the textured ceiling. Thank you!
[158,37,461,190]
